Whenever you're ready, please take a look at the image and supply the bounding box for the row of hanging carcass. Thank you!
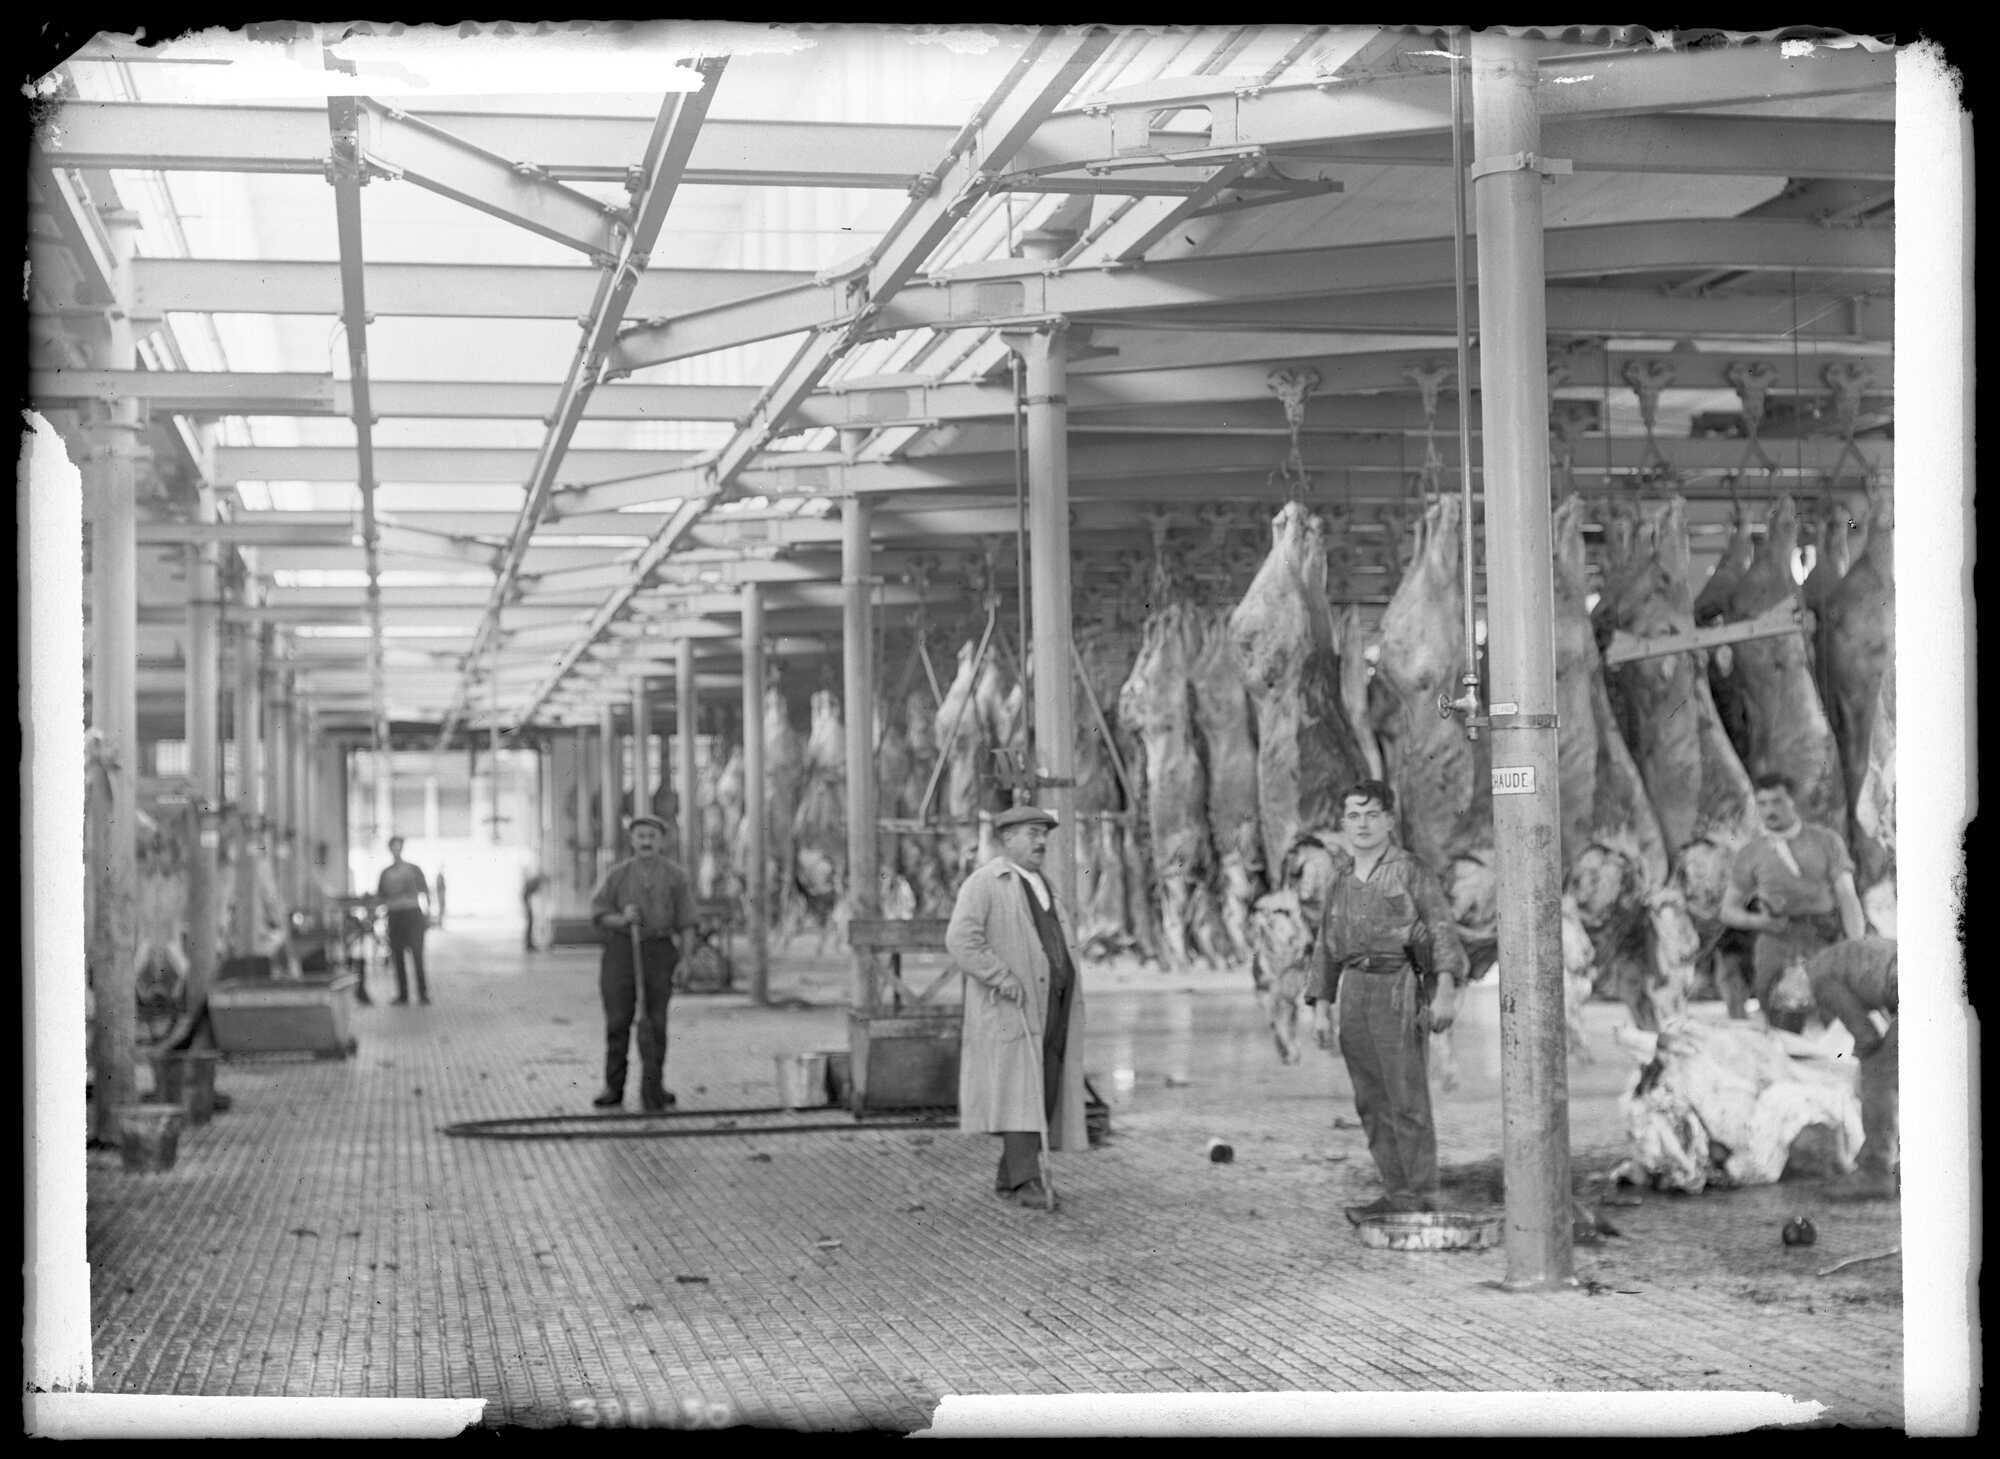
[690,483,1896,1046]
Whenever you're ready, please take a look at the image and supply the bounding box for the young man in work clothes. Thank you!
[589,814,698,1112]
[1306,780,1468,1222]
[945,804,1088,1211]
[1719,772,1867,1035]
[376,836,433,1005]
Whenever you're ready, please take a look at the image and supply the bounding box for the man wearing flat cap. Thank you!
[588,813,698,1111]
[945,803,1089,1210]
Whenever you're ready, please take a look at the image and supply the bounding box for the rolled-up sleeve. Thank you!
[589,866,624,928]
[1409,863,1469,983]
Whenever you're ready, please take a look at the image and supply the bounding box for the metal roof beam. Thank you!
[212,445,701,484]
[517,26,1116,730]
[354,99,625,258]
[125,257,810,321]
[44,101,957,188]
[440,58,729,750]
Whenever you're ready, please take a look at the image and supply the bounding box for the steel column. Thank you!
[842,496,879,1009]
[232,594,264,954]
[598,700,622,875]
[575,725,595,900]
[185,489,222,1015]
[1023,326,1078,908]
[676,638,699,873]
[83,206,144,1141]
[1471,30,1573,1292]
[741,584,769,1004]
[630,677,652,823]
[266,653,292,910]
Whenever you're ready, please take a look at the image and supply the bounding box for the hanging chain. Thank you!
[1821,359,1876,490]
[1620,358,1678,488]
[1724,359,1781,479]
[1266,366,1321,501]
[1403,361,1452,505]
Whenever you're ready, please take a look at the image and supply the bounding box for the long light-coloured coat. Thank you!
[945,856,1089,1152]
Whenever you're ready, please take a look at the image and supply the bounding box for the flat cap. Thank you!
[994,803,1058,832]
[628,814,669,834]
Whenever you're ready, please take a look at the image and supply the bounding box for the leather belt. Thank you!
[1343,956,1409,976]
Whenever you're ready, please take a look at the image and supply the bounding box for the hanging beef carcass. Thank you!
[1800,494,1853,704]
[1853,658,1896,934]
[1721,495,1847,833]
[1246,829,1350,1065]
[1820,482,1894,887]
[1119,599,1218,971]
[933,641,987,892]
[1550,494,1605,868]
[1699,506,1757,763]
[1070,703,1127,958]
[1594,497,1758,1010]
[1074,605,1148,958]
[1369,493,1496,949]
[697,750,739,901]
[1335,604,1386,781]
[1227,501,1371,875]
[761,682,806,935]
[790,689,847,952]
[1189,603,1263,964]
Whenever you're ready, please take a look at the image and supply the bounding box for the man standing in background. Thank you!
[376,836,432,1006]
[588,815,698,1112]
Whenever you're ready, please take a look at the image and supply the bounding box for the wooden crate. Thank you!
[847,1009,960,1112]
[210,973,359,1058]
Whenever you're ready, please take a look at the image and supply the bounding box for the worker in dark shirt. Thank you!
[1807,935,1899,1201]
[375,836,432,1006]
[1306,780,1469,1222]
[588,815,698,1112]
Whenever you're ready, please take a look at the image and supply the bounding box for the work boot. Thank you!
[1345,1196,1401,1225]
[1011,1181,1058,1211]
[640,1088,677,1113]
[591,1088,624,1109]
[1822,1168,1899,1203]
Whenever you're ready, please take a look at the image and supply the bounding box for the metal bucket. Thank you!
[774,1052,831,1110]
[823,1050,853,1107]
[117,1103,187,1173]
[150,1050,221,1126]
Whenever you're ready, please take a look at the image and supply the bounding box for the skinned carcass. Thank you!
[1698,508,1757,765]
[1071,683,1132,959]
[1335,604,1386,781]
[1820,483,1894,886]
[1370,494,1496,948]
[761,684,807,936]
[934,642,987,892]
[1550,495,1604,868]
[1853,658,1896,935]
[1610,1019,1864,1194]
[1800,493,1853,705]
[1595,498,1758,1008]
[1722,495,1848,833]
[791,689,847,953]
[1227,502,1371,877]
[1245,831,1349,1066]
[1119,601,1218,970]
[1188,603,1263,965]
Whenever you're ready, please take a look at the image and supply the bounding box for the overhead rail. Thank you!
[511,25,1117,733]
[435,56,728,750]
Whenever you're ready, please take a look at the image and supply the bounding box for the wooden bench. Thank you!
[846,917,956,1013]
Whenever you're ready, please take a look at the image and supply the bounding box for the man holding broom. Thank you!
[945,804,1089,1211]
[589,814,698,1113]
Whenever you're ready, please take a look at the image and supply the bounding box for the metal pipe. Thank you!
[573,723,594,902]
[676,637,698,873]
[1450,28,1482,716]
[1470,28,1574,1292]
[599,700,621,878]
[233,591,263,954]
[741,583,769,1003]
[842,496,880,1012]
[1012,350,1031,756]
[185,488,221,1014]
[1025,324,1078,908]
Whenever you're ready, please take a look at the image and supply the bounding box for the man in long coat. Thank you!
[945,803,1089,1211]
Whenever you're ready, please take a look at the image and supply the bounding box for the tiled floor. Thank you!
[83,922,1905,1432]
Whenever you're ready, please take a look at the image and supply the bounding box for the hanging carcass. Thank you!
[790,688,847,953]
[1368,492,1496,957]
[1800,492,1853,702]
[1071,614,1140,959]
[1718,494,1848,834]
[1119,584,1221,972]
[933,640,988,893]
[1227,501,1371,873]
[1852,658,1896,934]
[697,748,741,901]
[1697,503,1756,763]
[760,681,807,936]
[1188,602,1263,965]
[1594,497,1759,1009]
[1819,482,1894,890]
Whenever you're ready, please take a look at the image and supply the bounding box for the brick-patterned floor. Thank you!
[84,923,1904,1432]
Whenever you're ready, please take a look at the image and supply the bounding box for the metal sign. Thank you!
[1491,765,1537,796]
